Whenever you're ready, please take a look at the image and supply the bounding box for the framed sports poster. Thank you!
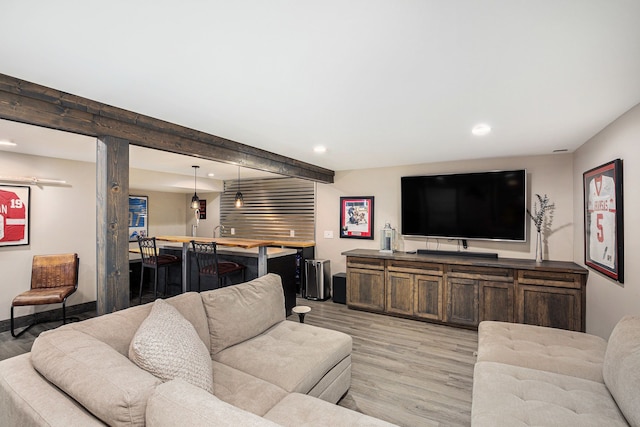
[583,159,624,283]
[340,196,374,239]
[129,195,148,242]
[0,185,30,247]
[198,199,207,220]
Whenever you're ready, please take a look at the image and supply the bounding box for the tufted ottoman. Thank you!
[472,317,640,427]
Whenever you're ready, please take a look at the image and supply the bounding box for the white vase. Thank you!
[535,231,543,263]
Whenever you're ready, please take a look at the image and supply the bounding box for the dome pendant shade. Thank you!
[190,165,200,209]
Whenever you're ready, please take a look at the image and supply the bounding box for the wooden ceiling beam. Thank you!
[0,73,334,183]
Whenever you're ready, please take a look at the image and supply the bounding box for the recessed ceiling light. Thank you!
[0,140,17,146]
[207,172,215,177]
[471,124,491,136]
[313,145,327,154]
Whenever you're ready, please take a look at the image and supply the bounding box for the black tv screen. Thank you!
[401,170,527,242]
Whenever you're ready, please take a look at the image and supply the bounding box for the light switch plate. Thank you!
[290,230,295,237]
[323,230,334,238]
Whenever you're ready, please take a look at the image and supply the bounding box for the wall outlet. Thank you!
[323,230,334,239]
[230,228,235,235]
[290,229,295,237]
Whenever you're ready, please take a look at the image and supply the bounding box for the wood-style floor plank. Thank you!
[288,298,477,427]
[0,295,478,426]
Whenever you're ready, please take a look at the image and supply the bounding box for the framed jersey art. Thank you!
[0,185,30,247]
[583,159,624,283]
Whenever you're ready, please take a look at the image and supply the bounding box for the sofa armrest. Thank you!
[0,353,105,427]
[146,379,282,427]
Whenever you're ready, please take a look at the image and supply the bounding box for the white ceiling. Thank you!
[1,1,639,181]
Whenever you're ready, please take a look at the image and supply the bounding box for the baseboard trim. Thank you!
[0,301,96,333]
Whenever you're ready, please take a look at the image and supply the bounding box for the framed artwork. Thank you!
[198,199,207,220]
[583,159,624,283]
[0,185,30,247]
[129,195,148,242]
[340,196,374,239]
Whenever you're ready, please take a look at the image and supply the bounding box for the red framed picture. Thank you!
[583,159,624,283]
[199,199,207,220]
[340,196,374,239]
[0,185,30,247]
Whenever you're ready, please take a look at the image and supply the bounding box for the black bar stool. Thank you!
[137,236,181,303]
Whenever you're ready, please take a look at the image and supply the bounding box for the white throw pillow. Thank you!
[129,298,214,394]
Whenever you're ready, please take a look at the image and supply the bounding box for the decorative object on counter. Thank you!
[128,195,148,242]
[527,194,554,263]
[339,196,374,239]
[0,185,30,247]
[583,159,624,283]
[234,165,244,208]
[190,165,200,209]
[380,222,396,253]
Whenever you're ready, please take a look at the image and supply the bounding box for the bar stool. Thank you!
[137,237,181,303]
[191,241,246,291]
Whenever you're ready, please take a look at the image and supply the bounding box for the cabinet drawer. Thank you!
[517,270,582,289]
[347,257,385,270]
[447,265,513,282]
[387,260,443,276]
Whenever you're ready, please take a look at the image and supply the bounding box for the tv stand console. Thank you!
[342,249,588,332]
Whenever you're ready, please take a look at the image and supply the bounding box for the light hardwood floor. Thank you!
[296,299,477,427]
[1,296,478,427]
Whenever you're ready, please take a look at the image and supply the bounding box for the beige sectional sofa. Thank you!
[471,317,640,426]
[0,273,396,427]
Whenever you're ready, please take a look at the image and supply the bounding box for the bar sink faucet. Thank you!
[213,224,225,238]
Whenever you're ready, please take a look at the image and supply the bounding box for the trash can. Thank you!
[304,259,331,301]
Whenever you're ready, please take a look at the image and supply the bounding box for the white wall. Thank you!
[316,153,575,277]
[573,102,640,339]
[0,151,96,321]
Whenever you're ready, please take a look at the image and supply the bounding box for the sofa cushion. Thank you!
[146,379,281,427]
[477,321,607,382]
[201,273,286,354]
[214,320,352,395]
[68,291,210,357]
[603,315,640,427]
[471,361,628,427]
[31,328,161,427]
[129,298,214,394]
[212,361,288,416]
[264,393,398,427]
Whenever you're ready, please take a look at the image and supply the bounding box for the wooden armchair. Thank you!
[11,253,79,338]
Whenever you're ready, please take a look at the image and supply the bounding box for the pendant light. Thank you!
[234,165,244,208]
[190,165,200,209]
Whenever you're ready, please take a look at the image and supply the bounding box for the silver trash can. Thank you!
[304,259,331,301]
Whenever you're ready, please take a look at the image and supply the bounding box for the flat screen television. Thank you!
[401,169,527,242]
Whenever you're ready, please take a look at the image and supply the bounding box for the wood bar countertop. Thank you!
[269,240,315,248]
[155,236,275,248]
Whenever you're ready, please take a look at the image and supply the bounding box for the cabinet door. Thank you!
[347,268,386,312]
[386,272,414,316]
[414,274,443,321]
[447,278,479,327]
[479,281,514,323]
[517,285,582,331]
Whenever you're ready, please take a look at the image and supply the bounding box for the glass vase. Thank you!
[535,230,543,263]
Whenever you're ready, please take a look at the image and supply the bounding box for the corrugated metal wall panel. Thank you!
[220,177,316,241]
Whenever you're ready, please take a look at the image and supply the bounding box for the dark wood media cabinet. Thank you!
[342,249,588,332]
